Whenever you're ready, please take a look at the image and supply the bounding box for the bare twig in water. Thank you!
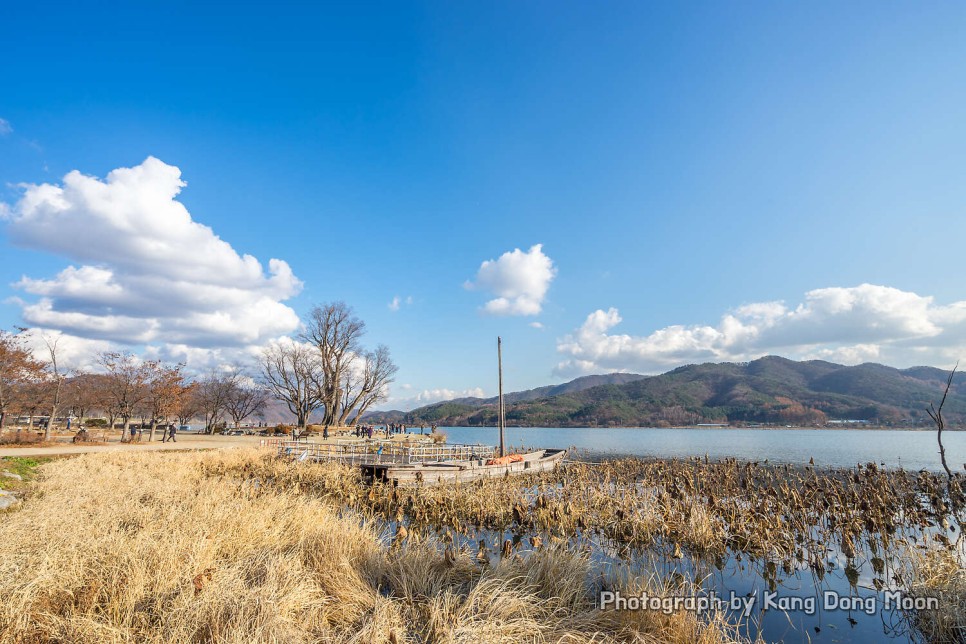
[926,362,957,485]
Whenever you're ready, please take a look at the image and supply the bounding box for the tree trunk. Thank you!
[0,410,5,429]
[148,418,157,442]
[46,403,57,441]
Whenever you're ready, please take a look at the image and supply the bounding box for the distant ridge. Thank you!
[365,356,966,428]
[363,373,646,422]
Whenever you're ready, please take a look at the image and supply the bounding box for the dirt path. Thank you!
[0,434,269,458]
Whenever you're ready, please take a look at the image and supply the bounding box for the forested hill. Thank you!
[440,372,649,407]
[363,373,646,422]
[375,356,966,428]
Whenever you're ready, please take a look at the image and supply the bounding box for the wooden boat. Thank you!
[361,447,567,485]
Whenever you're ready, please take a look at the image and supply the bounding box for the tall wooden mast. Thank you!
[497,336,506,457]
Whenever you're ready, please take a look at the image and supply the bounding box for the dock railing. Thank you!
[275,440,496,465]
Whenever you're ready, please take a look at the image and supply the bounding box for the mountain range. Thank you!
[363,356,966,428]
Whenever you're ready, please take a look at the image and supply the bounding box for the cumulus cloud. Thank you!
[466,244,556,316]
[555,284,966,376]
[3,157,303,366]
[0,118,11,136]
[529,321,544,330]
[20,329,116,373]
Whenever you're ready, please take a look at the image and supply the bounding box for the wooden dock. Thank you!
[271,439,566,485]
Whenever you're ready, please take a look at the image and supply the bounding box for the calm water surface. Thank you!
[438,426,966,472]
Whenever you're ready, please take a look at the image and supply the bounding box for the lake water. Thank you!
[436,426,966,473]
[433,425,965,642]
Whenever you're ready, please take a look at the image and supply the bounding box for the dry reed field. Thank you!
[211,451,966,642]
[0,448,745,643]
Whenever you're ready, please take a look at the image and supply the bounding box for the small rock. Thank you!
[0,490,20,510]
[1,471,23,481]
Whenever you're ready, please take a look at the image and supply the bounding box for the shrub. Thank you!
[0,431,45,446]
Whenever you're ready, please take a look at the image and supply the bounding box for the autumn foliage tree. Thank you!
[173,381,201,428]
[0,329,44,430]
[146,363,186,441]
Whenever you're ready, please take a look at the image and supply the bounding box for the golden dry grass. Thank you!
[0,448,746,643]
[906,545,966,643]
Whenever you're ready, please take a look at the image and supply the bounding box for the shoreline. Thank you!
[436,424,953,431]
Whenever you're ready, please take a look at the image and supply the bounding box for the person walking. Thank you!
[168,423,177,443]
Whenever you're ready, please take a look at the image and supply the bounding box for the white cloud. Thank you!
[466,244,556,316]
[415,387,486,403]
[381,386,487,411]
[555,284,966,376]
[529,321,544,330]
[3,157,303,366]
[388,295,414,312]
[0,118,11,136]
[20,329,116,373]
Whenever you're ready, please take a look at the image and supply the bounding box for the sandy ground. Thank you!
[0,433,271,458]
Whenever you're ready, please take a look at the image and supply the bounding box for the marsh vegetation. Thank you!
[1,447,963,642]
[0,449,742,643]
[220,451,965,642]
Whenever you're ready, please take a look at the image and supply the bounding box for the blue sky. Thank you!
[2,2,966,409]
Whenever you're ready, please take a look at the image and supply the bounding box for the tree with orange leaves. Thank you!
[146,363,187,442]
[0,329,44,431]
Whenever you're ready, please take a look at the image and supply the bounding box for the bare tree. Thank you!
[198,371,237,434]
[225,378,269,428]
[340,345,398,426]
[41,334,66,441]
[261,342,324,430]
[303,302,366,426]
[927,363,958,484]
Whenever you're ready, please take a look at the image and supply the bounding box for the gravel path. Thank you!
[0,434,269,458]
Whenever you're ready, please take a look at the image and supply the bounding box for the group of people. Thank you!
[350,422,438,440]
[124,424,178,443]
